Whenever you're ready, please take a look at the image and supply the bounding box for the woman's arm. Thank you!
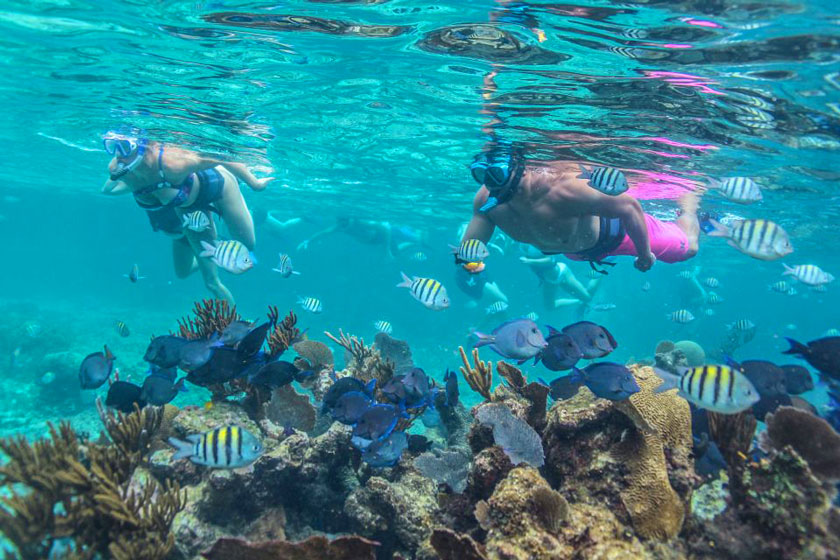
[164,148,275,191]
[102,179,132,195]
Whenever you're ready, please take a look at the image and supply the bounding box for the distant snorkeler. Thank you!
[462,143,701,274]
[100,129,272,302]
[297,215,428,260]
[517,244,601,312]
[451,224,509,309]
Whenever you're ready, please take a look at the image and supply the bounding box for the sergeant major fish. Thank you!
[668,309,695,323]
[115,321,130,337]
[782,264,834,286]
[200,240,255,274]
[707,219,793,261]
[450,239,489,264]
[711,177,763,204]
[168,426,263,468]
[374,320,393,335]
[397,273,449,310]
[577,165,628,195]
[272,253,300,278]
[182,211,211,232]
[486,301,509,315]
[298,296,323,314]
[653,364,760,414]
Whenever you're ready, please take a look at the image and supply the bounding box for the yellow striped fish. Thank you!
[200,240,255,274]
[168,426,263,468]
[712,177,762,203]
[654,364,759,414]
[450,238,489,264]
[708,219,793,260]
[182,210,211,232]
[115,321,130,337]
[397,272,449,310]
[782,264,834,286]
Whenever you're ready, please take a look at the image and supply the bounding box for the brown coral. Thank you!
[263,385,317,433]
[293,339,334,370]
[177,299,240,340]
[430,527,488,560]
[326,329,394,387]
[763,406,840,480]
[459,346,492,401]
[203,534,380,560]
[266,307,300,358]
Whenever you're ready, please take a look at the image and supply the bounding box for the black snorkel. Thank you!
[471,145,524,213]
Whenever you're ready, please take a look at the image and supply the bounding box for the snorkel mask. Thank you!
[104,131,147,179]
[470,142,523,213]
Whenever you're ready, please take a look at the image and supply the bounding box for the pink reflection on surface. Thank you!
[628,170,704,200]
[640,137,718,151]
[642,70,726,95]
[662,43,693,49]
[681,18,724,28]
[635,149,689,159]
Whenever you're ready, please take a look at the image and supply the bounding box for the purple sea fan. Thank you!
[476,403,544,468]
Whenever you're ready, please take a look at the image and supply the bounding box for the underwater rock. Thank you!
[674,340,705,367]
[475,403,544,467]
[762,406,840,480]
[262,384,317,434]
[467,446,513,501]
[429,528,487,560]
[344,471,439,559]
[373,332,414,375]
[543,365,694,540]
[654,339,690,374]
[202,534,379,560]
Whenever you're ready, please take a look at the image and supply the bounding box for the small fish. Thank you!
[322,377,376,413]
[473,318,547,364]
[769,280,792,293]
[450,239,490,264]
[331,390,373,425]
[787,288,798,296]
[704,277,720,288]
[360,430,408,468]
[374,320,393,335]
[678,270,694,280]
[654,364,760,414]
[641,281,651,292]
[24,321,41,338]
[79,345,116,389]
[182,211,211,232]
[236,322,271,357]
[248,360,310,388]
[115,321,130,337]
[783,336,840,380]
[401,367,433,403]
[712,177,763,204]
[178,336,219,372]
[9,347,21,369]
[539,327,583,371]
[592,303,617,312]
[707,219,793,261]
[125,263,145,283]
[541,375,582,401]
[397,272,449,311]
[705,292,724,305]
[443,369,459,408]
[168,426,263,468]
[298,296,323,314]
[486,301,509,315]
[824,328,840,337]
[462,261,486,274]
[39,371,56,385]
[577,165,628,195]
[728,319,755,331]
[668,309,695,323]
[704,309,715,317]
[572,362,641,401]
[272,253,300,278]
[525,311,539,321]
[141,372,187,406]
[561,321,617,359]
[730,358,787,397]
[410,251,428,262]
[782,264,834,286]
[105,381,146,413]
[199,240,255,274]
[779,364,813,395]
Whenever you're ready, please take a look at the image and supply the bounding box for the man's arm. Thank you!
[561,184,654,271]
[462,189,497,244]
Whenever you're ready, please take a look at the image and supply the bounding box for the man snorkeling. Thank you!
[297,216,427,260]
[100,129,272,302]
[518,244,601,311]
[461,143,701,274]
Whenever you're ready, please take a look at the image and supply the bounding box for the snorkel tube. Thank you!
[471,143,523,213]
[105,130,148,180]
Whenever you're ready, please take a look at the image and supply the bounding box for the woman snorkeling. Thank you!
[101,130,273,302]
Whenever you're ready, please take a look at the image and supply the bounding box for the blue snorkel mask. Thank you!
[471,142,524,213]
[104,131,147,179]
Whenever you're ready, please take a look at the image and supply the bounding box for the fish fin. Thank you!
[175,378,188,393]
[517,358,528,365]
[249,252,258,265]
[782,263,794,276]
[782,337,809,356]
[546,325,561,336]
[365,379,377,395]
[723,355,743,371]
[271,268,282,273]
[533,353,541,365]
[516,330,526,347]
[472,331,494,348]
[576,164,591,179]
[652,368,680,393]
[186,434,202,443]
[396,271,413,288]
[103,345,115,361]
[167,437,195,461]
[537,377,549,387]
[291,270,301,275]
[706,219,729,238]
[448,244,459,254]
[199,241,216,257]
[182,215,190,228]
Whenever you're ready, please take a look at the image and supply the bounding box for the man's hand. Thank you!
[634,251,656,272]
[250,177,275,191]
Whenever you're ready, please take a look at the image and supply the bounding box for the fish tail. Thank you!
[652,367,680,393]
[569,368,585,384]
[782,337,809,356]
[103,345,115,361]
[167,437,195,460]
[576,164,591,179]
[396,272,413,288]
[782,263,794,276]
[705,219,729,238]
[199,240,216,257]
[472,331,494,348]
[448,244,459,254]
[175,377,188,393]
[182,215,190,228]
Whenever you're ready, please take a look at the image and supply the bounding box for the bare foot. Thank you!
[676,191,700,254]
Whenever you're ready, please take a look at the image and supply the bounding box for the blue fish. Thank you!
[144,335,189,369]
[248,360,310,388]
[443,369,459,408]
[322,377,376,413]
[352,403,407,442]
[539,327,583,371]
[79,345,116,389]
[105,380,145,412]
[332,391,374,425]
[571,362,640,401]
[539,375,583,401]
[361,431,409,468]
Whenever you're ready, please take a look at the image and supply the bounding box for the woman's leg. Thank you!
[184,229,235,303]
[215,167,256,250]
[172,237,197,278]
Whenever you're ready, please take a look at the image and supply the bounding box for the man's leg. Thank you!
[676,192,700,256]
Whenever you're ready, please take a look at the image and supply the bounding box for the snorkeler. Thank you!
[518,244,600,310]
[100,130,271,302]
[297,216,427,260]
[462,143,701,274]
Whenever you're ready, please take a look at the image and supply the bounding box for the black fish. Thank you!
[693,435,727,478]
[407,434,432,454]
[572,362,640,401]
[752,393,792,422]
[248,360,309,388]
[141,373,186,406]
[540,375,583,401]
[105,381,146,413]
[186,346,249,385]
[734,359,787,397]
[178,337,219,372]
[323,376,375,413]
[783,337,840,380]
[237,321,272,357]
[443,369,459,408]
[144,335,189,368]
[780,364,814,394]
[539,327,583,371]
[79,345,116,389]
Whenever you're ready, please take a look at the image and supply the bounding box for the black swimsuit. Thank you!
[543,216,626,274]
[133,146,225,235]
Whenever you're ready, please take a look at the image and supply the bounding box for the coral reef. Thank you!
[262,385,317,434]
[762,406,840,480]
[459,346,492,401]
[202,534,380,560]
[326,329,394,387]
[475,403,544,467]
[674,340,705,367]
[654,339,706,372]
[373,332,414,375]
[293,339,334,371]
[414,447,472,493]
[177,299,240,340]
[543,365,694,540]
[0,402,184,559]
[429,528,487,560]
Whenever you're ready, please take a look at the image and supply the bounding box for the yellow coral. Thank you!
[613,365,692,539]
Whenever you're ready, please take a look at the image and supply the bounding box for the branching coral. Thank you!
[177,299,240,340]
[496,361,525,389]
[0,403,184,559]
[266,307,299,358]
[459,346,492,401]
[326,329,373,366]
[325,329,394,386]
